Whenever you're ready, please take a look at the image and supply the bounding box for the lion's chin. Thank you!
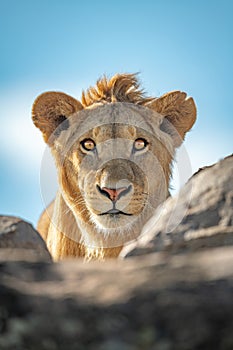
[89,211,137,231]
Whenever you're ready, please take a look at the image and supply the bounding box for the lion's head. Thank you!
[32,74,196,252]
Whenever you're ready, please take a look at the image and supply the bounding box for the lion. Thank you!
[32,73,196,260]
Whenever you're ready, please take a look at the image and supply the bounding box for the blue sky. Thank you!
[0,0,232,226]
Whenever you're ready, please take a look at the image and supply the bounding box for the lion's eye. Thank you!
[80,139,96,152]
[133,138,148,151]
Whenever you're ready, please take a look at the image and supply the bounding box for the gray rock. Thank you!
[120,154,233,258]
[0,216,51,261]
[0,247,233,349]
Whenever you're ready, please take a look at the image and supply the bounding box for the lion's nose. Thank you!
[97,185,132,202]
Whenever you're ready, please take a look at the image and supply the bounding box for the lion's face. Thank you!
[32,74,196,248]
[54,103,172,238]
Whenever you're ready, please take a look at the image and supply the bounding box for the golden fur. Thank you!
[32,73,196,260]
[81,73,153,107]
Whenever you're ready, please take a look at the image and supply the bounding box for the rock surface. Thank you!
[0,216,51,261]
[0,155,233,350]
[1,248,233,350]
[120,154,233,258]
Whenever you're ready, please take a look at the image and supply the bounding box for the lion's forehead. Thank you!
[68,102,162,138]
[91,124,136,141]
[56,102,172,157]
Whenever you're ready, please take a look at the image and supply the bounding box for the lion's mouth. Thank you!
[99,208,132,216]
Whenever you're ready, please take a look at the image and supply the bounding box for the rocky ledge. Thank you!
[0,216,51,262]
[121,154,233,257]
[0,155,232,350]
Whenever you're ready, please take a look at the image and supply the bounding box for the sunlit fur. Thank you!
[81,73,153,107]
[33,73,196,260]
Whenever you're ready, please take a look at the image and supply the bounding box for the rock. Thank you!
[0,247,233,349]
[120,155,233,258]
[0,216,51,261]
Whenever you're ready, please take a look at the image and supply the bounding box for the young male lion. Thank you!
[32,74,196,260]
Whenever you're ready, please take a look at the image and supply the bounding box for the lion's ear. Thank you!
[145,91,197,147]
[32,91,83,144]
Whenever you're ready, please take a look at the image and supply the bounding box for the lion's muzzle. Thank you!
[97,185,132,202]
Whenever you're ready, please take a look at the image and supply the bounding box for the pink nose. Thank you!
[101,187,128,201]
